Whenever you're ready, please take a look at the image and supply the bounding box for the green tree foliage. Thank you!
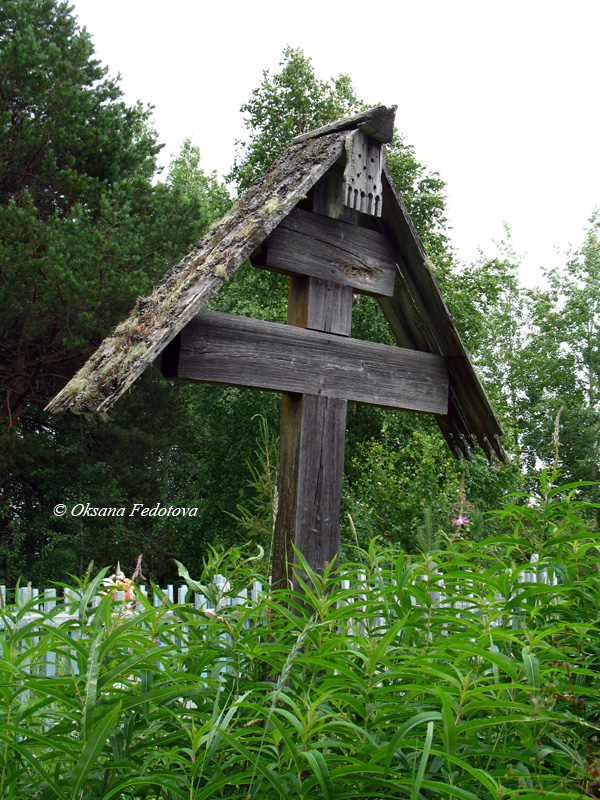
[0,0,163,430]
[342,408,522,556]
[226,415,278,550]
[227,46,360,192]
[385,138,451,270]
[166,137,230,226]
[451,218,600,524]
[0,0,231,585]
[451,231,528,459]
[520,214,600,487]
[344,420,462,552]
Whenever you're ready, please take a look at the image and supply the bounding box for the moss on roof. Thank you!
[46,131,347,414]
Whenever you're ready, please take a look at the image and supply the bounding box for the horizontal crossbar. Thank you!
[163,311,448,415]
[253,207,397,297]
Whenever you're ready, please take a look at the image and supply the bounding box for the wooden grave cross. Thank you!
[162,130,448,590]
[46,106,505,591]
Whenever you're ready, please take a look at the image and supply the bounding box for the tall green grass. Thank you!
[1,471,599,799]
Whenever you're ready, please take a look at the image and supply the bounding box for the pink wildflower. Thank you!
[452,515,470,526]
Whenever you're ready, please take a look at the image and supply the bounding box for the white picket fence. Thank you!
[413,551,558,611]
[0,553,557,679]
[0,575,267,678]
[0,575,265,627]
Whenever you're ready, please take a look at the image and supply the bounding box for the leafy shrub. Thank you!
[1,472,599,798]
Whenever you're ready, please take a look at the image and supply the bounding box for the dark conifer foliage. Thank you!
[0,0,229,584]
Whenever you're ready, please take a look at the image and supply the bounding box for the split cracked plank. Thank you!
[253,207,397,297]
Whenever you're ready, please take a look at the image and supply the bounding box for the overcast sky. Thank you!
[70,0,599,286]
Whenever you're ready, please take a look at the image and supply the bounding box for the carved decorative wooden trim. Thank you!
[342,130,384,217]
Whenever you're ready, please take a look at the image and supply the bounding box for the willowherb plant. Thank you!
[0,473,599,798]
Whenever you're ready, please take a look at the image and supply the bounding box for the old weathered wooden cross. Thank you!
[46,105,506,589]
[162,167,447,588]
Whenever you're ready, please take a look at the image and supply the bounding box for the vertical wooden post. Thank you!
[271,276,353,591]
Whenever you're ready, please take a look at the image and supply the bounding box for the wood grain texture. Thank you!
[172,310,449,414]
[271,392,303,592]
[286,276,353,336]
[293,394,347,577]
[257,207,397,297]
[272,275,353,590]
[310,164,358,223]
[291,104,396,144]
[272,161,355,590]
[272,392,348,589]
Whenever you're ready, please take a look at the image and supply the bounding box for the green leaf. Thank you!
[424,748,500,795]
[196,689,251,774]
[521,647,541,691]
[383,712,441,776]
[419,779,482,800]
[102,773,188,799]
[0,734,68,800]
[174,560,210,595]
[79,567,111,629]
[98,645,166,688]
[71,703,122,798]
[82,630,103,739]
[265,713,303,769]
[301,749,335,799]
[435,685,457,758]
[411,720,434,800]
[217,727,289,797]
[272,706,307,738]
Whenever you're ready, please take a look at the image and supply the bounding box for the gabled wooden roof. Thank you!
[46,105,506,463]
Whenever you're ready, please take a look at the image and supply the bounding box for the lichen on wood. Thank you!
[45,131,348,414]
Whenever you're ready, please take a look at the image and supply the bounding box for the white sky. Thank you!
[70,0,600,287]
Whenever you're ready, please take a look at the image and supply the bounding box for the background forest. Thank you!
[1,0,599,587]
